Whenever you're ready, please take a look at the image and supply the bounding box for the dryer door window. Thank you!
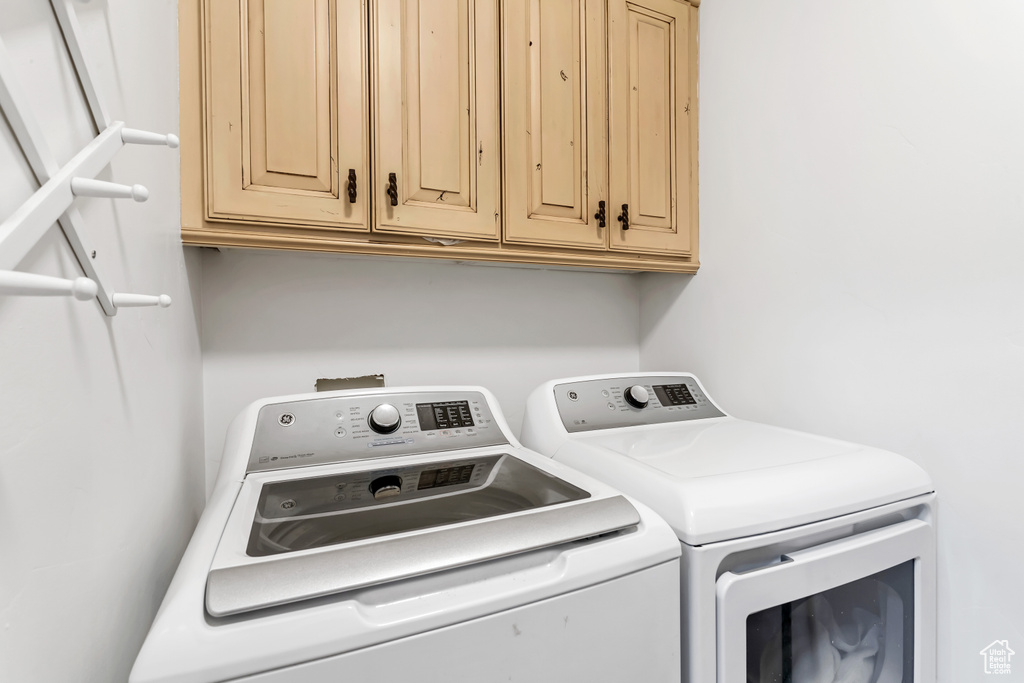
[745,561,913,682]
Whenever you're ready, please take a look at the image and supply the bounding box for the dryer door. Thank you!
[716,519,935,683]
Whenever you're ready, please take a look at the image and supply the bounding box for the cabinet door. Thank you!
[503,0,607,250]
[205,0,369,230]
[608,0,695,255]
[373,0,500,241]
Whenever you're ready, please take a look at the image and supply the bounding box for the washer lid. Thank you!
[207,452,641,617]
[564,418,934,545]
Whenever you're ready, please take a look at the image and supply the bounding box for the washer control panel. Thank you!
[554,375,725,433]
[248,391,508,473]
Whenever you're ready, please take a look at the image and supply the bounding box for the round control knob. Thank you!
[624,385,650,409]
[368,403,401,434]
[369,475,403,500]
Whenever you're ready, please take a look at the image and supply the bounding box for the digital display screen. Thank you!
[653,383,697,406]
[418,463,476,490]
[416,401,475,431]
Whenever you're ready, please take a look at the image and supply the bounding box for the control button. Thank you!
[368,403,401,434]
[369,475,403,500]
[601,390,610,398]
[624,385,650,409]
[335,412,345,420]
[607,402,616,410]
[334,427,347,438]
[368,438,405,447]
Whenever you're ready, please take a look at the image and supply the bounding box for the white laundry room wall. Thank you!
[199,249,640,489]
[0,2,204,682]
[640,0,1024,679]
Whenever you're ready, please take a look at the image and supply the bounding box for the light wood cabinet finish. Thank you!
[503,0,607,250]
[180,0,700,273]
[205,0,369,231]
[609,0,695,255]
[373,0,500,240]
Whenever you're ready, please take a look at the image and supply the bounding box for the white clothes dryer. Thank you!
[521,372,936,683]
[131,386,681,683]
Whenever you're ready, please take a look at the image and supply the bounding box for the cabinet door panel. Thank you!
[252,0,326,187]
[634,18,671,226]
[504,0,606,249]
[413,2,465,200]
[609,0,693,255]
[374,0,499,240]
[205,0,369,230]
[536,0,580,212]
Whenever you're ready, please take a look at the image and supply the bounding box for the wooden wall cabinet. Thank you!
[502,0,697,259]
[608,0,696,257]
[181,0,700,273]
[502,0,608,251]
[373,0,501,241]
[204,0,369,232]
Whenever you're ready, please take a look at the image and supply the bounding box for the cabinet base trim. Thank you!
[182,227,699,273]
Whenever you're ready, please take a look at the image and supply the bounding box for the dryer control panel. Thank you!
[247,391,508,473]
[554,375,726,433]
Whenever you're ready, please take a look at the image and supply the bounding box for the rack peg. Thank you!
[111,292,172,309]
[71,177,149,202]
[0,270,97,300]
[121,128,180,149]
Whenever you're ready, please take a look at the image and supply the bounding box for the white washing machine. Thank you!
[130,386,681,683]
[521,373,936,683]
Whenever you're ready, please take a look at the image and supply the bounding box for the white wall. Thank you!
[0,2,204,681]
[200,249,640,487]
[640,0,1024,679]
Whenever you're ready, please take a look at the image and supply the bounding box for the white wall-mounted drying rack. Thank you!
[0,0,178,315]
